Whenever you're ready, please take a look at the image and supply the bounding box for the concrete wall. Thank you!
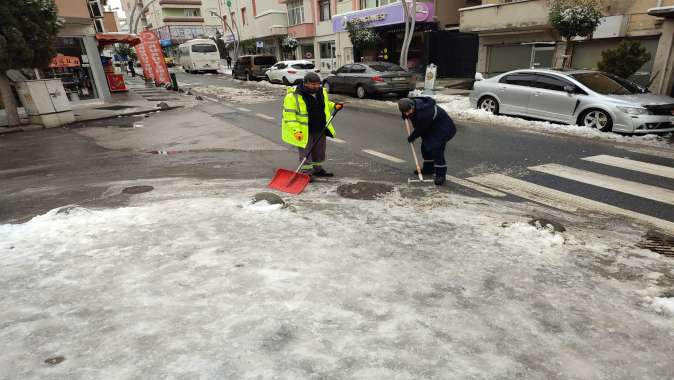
[55,0,90,19]
[460,0,551,33]
[650,19,674,95]
[435,0,465,28]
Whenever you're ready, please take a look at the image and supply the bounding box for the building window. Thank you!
[287,0,304,26]
[241,7,247,25]
[319,0,331,21]
[360,0,395,9]
[184,8,201,17]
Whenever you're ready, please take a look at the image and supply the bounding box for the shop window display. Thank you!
[43,37,98,102]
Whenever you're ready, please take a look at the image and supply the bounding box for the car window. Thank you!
[240,57,251,65]
[351,64,367,73]
[191,44,217,53]
[369,63,405,72]
[292,63,315,70]
[531,74,568,91]
[253,56,276,65]
[275,63,287,69]
[571,72,637,95]
[337,65,352,74]
[500,73,536,87]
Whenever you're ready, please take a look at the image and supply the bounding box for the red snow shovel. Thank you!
[268,104,344,194]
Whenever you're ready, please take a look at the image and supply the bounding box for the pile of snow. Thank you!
[412,90,672,148]
[1,178,673,378]
[647,296,674,316]
[192,84,282,104]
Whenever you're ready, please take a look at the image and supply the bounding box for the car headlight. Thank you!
[616,106,650,115]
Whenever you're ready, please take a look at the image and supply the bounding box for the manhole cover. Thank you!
[337,182,394,200]
[638,232,674,258]
[96,105,136,110]
[122,185,154,194]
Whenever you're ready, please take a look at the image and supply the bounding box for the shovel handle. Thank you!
[291,106,344,176]
[404,119,424,181]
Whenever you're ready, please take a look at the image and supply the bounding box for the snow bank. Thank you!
[412,90,672,148]
[648,296,674,316]
[1,179,672,378]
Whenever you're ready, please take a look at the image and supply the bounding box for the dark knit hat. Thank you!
[303,72,321,84]
[398,98,414,113]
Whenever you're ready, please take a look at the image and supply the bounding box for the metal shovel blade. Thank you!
[268,168,311,194]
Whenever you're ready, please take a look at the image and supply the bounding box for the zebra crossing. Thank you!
[463,153,674,233]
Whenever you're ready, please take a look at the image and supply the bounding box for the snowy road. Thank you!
[1,178,673,379]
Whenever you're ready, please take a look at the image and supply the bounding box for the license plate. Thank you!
[393,77,407,81]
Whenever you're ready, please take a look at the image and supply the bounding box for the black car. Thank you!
[233,55,277,81]
[323,62,416,99]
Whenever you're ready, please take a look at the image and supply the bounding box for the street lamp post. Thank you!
[211,1,240,60]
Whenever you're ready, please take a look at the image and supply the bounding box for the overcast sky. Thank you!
[107,0,125,17]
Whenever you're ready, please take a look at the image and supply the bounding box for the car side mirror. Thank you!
[331,70,337,75]
[474,72,484,81]
[564,85,576,93]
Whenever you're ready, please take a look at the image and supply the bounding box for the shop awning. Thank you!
[95,33,142,46]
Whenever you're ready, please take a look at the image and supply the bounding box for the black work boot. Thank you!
[313,168,334,177]
[434,176,445,186]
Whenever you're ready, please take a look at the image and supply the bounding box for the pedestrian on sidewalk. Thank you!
[226,56,232,69]
[128,59,136,78]
[399,97,457,186]
[281,72,341,179]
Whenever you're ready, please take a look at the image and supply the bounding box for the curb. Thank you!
[0,124,46,135]
[73,106,182,124]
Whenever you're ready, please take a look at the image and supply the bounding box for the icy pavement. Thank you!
[1,178,673,379]
[192,83,285,104]
[411,91,673,149]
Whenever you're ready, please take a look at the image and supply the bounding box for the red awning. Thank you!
[95,33,142,46]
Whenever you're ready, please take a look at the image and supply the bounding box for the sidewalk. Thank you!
[0,74,197,135]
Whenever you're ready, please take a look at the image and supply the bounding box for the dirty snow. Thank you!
[411,91,673,149]
[193,84,284,104]
[1,178,673,379]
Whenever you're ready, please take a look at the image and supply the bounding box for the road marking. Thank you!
[362,149,406,163]
[328,137,346,143]
[529,163,674,206]
[237,107,252,112]
[582,155,674,180]
[445,175,507,197]
[255,113,275,121]
[202,96,219,103]
[469,173,674,232]
[619,146,674,160]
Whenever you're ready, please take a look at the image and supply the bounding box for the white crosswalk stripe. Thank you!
[529,163,674,206]
[582,155,674,180]
[362,149,406,163]
[468,173,674,232]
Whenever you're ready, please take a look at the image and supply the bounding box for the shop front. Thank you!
[332,1,436,74]
[44,37,101,102]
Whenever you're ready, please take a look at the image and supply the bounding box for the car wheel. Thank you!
[477,96,499,114]
[397,91,410,98]
[580,109,613,132]
[282,76,290,86]
[265,75,270,82]
[356,85,367,99]
[324,81,332,94]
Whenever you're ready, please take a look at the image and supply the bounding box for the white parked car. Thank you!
[470,69,674,134]
[265,60,320,85]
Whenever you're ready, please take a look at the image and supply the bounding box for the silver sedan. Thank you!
[470,69,674,134]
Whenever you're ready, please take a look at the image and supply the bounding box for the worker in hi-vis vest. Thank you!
[281,72,340,178]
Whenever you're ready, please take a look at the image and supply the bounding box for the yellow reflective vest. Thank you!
[281,86,336,148]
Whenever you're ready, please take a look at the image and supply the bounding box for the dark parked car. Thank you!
[323,62,416,99]
[233,54,277,81]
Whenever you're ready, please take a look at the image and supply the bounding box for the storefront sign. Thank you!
[49,54,81,68]
[139,31,171,85]
[332,1,434,33]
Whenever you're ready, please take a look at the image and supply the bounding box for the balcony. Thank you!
[254,10,288,37]
[459,0,551,34]
[163,16,205,23]
[159,0,202,7]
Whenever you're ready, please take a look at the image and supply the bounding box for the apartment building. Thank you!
[226,0,289,58]
[460,0,674,96]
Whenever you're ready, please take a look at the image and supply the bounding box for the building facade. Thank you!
[460,0,674,96]
[50,0,112,103]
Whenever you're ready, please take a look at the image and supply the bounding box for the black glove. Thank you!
[407,135,415,143]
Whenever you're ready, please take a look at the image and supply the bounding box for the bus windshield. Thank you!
[191,44,217,53]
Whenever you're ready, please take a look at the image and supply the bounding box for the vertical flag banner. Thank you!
[139,31,170,85]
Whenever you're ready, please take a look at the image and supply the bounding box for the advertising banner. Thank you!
[135,43,154,80]
[139,31,170,85]
[332,1,435,33]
